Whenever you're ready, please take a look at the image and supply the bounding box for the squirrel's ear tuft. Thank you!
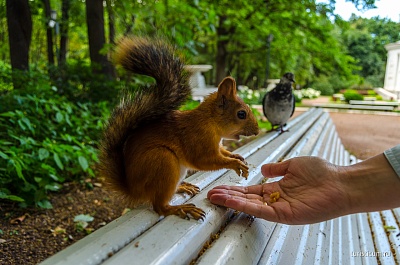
[217,77,237,99]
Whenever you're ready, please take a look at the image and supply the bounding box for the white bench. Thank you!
[313,103,395,111]
[40,108,400,265]
[349,100,399,109]
[375,88,398,101]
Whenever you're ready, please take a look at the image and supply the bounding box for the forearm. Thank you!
[340,153,400,214]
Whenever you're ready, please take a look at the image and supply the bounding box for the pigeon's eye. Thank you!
[237,110,247,120]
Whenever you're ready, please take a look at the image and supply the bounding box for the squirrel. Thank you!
[98,36,259,220]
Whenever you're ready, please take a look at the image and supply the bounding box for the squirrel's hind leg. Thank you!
[150,152,205,220]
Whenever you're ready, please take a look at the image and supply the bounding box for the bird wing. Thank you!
[290,93,295,117]
[262,92,269,118]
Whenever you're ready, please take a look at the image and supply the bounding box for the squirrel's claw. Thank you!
[230,153,245,162]
[163,203,205,221]
[176,182,200,196]
[232,160,249,179]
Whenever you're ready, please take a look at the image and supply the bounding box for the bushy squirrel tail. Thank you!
[98,36,191,199]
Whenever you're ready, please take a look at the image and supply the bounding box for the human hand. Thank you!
[207,156,352,224]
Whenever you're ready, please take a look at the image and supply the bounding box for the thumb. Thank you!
[261,160,290,178]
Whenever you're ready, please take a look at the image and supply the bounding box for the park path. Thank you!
[295,97,400,160]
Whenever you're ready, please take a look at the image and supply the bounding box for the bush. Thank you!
[237,86,265,105]
[293,88,321,103]
[343,89,363,102]
[310,74,354,96]
[310,75,334,96]
[0,93,110,208]
[293,90,303,103]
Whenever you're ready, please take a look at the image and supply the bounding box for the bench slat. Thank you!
[378,210,400,263]
[356,213,378,265]
[368,212,397,264]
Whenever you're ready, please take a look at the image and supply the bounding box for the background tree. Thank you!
[59,0,70,66]
[3,0,396,94]
[42,0,55,66]
[6,0,32,89]
[85,0,114,78]
[5,0,400,209]
[343,16,400,88]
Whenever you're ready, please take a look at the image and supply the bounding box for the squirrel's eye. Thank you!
[237,110,247,119]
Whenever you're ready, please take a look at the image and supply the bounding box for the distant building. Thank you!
[383,41,400,100]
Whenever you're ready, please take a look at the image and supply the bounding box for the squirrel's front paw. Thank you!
[233,160,249,179]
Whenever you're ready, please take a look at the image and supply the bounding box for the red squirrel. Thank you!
[98,36,259,220]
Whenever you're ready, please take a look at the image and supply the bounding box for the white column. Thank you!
[184,65,213,89]
[384,41,400,98]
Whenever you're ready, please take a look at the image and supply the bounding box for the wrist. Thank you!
[339,153,400,214]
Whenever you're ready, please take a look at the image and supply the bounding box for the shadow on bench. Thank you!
[40,108,400,265]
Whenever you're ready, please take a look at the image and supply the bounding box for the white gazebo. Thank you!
[381,41,400,100]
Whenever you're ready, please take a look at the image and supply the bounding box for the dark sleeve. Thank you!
[384,144,400,178]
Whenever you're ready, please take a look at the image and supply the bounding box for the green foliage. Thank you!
[343,16,400,87]
[343,89,364,102]
[180,99,200,111]
[310,75,335,96]
[74,214,95,234]
[49,61,120,103]
[237,86,264,105]
[0,61,13,93]
[310,74,354,96]
[251,107,272,131]
[2,0,389,94]
[0,91,110,207]
[293,91,303,103]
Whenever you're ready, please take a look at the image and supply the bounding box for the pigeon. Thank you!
[262,72,296,133]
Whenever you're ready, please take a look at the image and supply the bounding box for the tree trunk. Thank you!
[85,0,114,78]
[42,0,55,66]
[59,0,70,66]
[106,0,115,45]
[215,15,232,86]
[216,38,228,85]
[6,0,32,71]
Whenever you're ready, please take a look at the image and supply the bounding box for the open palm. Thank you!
[207,157,352,225]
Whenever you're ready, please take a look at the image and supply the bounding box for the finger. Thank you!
[261,160,290,178]
[208,193,264,208]
[209,184,265,196]
[220,195,278,221]
[207,186,232,199]
[208,188,264,202]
